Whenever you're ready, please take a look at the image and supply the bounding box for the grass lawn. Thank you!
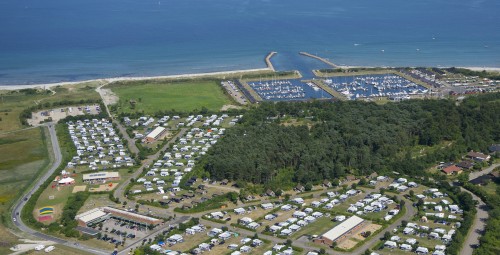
[34,168,133,224]
[0,127,51,254]
[21,244,95,255]
[109,80,233,114]
[0,82,101,132]
[291,217,338,239]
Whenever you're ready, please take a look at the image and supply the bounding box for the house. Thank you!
[322,180,332,187]
[489,144,500,153]
[265,189,276,197]
[367,172,378,179]
[220,179,229,185]
[294,184,305,192]
[457,160,474,170]
[467,151,491,162]
[442,165,462,175]
[346,175,357,182]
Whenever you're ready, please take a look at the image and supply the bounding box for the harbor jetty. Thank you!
[299,52,338,68]
[265,52,277,71]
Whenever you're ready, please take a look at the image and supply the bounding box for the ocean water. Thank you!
[0,0,499,85]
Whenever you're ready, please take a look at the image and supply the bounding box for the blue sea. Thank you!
[0,0,499,85]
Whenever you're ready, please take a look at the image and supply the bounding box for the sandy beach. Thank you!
[0,68,271,91]
[1,66,498,91]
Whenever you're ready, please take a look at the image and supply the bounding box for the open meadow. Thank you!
[108,80,233,114]
[0,127,51,253]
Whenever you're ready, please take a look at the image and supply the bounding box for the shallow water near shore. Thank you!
[0,0,499,85]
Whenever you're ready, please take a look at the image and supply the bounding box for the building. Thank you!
[314,216,365,246]
[82,171,120,183]
[145,127,167,143]
[58,177,75,186]
[442,165,462,175]
[466,151,491,162]
[75,208,110,227]
[102,207,163,226]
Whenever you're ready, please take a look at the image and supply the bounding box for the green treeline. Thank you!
[202,94,499,189]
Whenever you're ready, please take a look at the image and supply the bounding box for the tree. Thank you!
[359,178,367,186]
[285,239,292,246]
[319,248,326,254]
[458,172,470,185]
[383,231,391,240]
[402,220,408,227]
[380,188,386,195]
[409,190,415,197]
[351,183,358,189]
[275,189,283,197]
[331,241,337,249]
[265,225,271,232]
[305,183,313,191]
[284,194,291,201]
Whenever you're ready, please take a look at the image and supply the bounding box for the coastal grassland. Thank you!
[0,127,51,254]
[21,244,94,255]
[0,81,101,132]
[108,80,233,113]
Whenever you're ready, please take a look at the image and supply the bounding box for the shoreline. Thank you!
[1,66,499,91]
[0,68,271,91]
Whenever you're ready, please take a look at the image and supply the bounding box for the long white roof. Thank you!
[83,171,119,180]
[75,208,107,223]
[322,215,364,242]
[147,127,166,139]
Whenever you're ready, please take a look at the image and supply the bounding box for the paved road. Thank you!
[460,188,488,255]
[113,128,188,203]
[468,163,500,181]
[10,124,109,255]
[96,84,139,155]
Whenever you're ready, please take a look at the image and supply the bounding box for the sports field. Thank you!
[109,80,233,113]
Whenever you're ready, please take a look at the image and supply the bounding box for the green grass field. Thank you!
[0,127,51,254]
[0,82,101,132]
[109,80,233,114]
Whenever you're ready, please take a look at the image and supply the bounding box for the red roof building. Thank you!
[442,165,462,175]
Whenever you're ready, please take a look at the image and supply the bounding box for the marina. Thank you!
[323,74,429,100]
[247,79,332,101]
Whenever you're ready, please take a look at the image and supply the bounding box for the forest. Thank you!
[201,93,500,189]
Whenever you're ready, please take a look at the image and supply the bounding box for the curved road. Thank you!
[10,124,109,255]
